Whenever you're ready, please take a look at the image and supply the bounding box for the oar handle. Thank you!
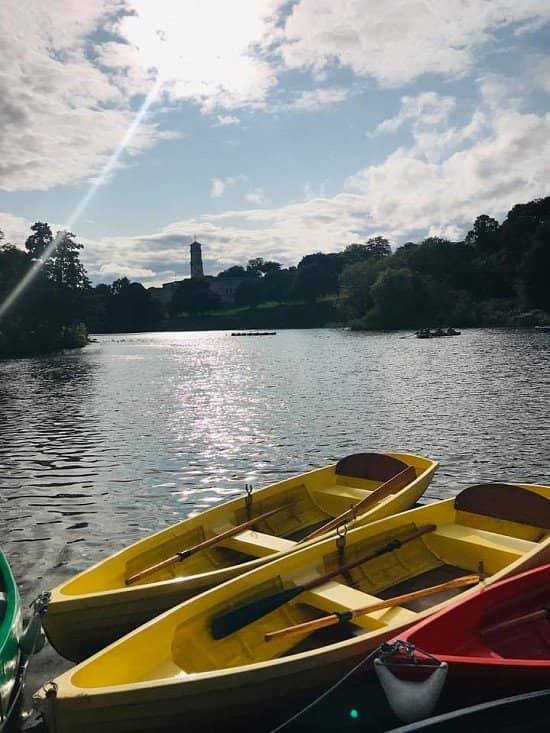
[265,573,479,642]
[125,503,291,585]
[299,466,416,544]
[481,607,549,636]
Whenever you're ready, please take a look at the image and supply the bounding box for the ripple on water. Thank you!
[1,328,549,720]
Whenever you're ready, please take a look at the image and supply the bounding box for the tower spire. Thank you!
[190,239,204,279]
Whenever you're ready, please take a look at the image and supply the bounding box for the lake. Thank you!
[1,327,549,730]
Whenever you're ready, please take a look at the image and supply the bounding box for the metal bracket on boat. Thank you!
[374,641,448,724]
[31,591,51,616]
[336,522,348,555]
[43,681,58,699]
[244,483,254,520]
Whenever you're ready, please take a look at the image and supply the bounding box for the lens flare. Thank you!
[0,77,162,323]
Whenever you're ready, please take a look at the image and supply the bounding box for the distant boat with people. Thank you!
[231,331,277,337]
[416,328,461,339]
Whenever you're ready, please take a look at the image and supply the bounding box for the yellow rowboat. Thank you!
[42,451,437,661]
[34,482,550,733]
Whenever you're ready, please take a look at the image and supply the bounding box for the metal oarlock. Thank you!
[244,483,254,519]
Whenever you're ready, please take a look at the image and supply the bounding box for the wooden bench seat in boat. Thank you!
[220,530,296,557]
[313,485,373,502]
[428,524,538,572]
[300,580,418,630]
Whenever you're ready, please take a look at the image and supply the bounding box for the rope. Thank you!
[265,647,379,733]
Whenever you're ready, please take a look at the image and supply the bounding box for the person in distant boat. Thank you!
[434,328,444,337]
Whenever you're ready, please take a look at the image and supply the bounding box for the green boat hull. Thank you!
[0,550,23,725]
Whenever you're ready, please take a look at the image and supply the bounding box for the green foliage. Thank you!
[0,223,91,358]
[234,279,264,308]
[519,222,550,311]
[217,265,250,279]
[25,222,53,260]
[170,278,221,316]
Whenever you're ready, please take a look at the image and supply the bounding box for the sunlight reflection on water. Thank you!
[1,328,550,589]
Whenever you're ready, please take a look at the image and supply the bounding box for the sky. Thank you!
[0,0,549,287]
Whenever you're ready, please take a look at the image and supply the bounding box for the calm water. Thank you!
[1,328,549,730]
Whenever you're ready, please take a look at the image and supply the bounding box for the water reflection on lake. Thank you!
[1,328,549,730]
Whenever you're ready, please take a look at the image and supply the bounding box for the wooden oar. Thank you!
[265,574,480,642]
[298,465,416,544]
[211,523,436,639]
[481,607,550,636]
[125,504,292,585]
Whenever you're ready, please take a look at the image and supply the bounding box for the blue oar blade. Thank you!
[211,586,303,640]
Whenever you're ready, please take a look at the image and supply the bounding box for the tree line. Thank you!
[1,196,549,357]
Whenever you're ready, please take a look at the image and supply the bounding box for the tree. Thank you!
[217,265,250,279]
[338,258,392,319]
[364,236,391,257]
[465,215,499,248]
[170,279,220,315]
[0,241,30,291]
[234,279,264,308]
[519,222,550,311]
[370,267,423,327]
[25,222,53,261]
[1,222,91,356]
[48,231,90,289]
[262,267,295,303]
[105,279,160,331]
[294,253,341,301]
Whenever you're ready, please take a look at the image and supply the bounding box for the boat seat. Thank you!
[428,524,538,571]
[314,485,373,502]
[219,530,296,558]
[300,581,418,628]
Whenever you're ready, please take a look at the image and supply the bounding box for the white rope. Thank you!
[266,647,379,733]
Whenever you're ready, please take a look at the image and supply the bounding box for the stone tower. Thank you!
[190,240,204,279]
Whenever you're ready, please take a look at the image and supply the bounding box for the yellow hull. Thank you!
[43,451,437,660]
[35,482,550,733]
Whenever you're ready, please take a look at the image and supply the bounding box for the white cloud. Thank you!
[216,115,241,126]
[98,263,156,280]
[348,109,550,237]
[0,1,166,192]
[375,93,456,134]
[277,0,550,85]
[245,188,266,205]
[210,179,226,198]
[293,88,349,110]
[0,212,36,247]
[209,174,247,198]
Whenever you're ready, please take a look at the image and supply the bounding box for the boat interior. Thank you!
[70,483,550,688]
[409,565,550,662]
[62,453,429,594]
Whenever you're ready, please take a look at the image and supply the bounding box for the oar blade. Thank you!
[211,586,303,640]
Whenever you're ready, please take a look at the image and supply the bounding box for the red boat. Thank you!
[376,564,550,721]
